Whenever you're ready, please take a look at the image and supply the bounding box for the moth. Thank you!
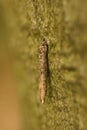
[39,38,48,104]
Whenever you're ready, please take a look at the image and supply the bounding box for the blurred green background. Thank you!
[0,0,87,130]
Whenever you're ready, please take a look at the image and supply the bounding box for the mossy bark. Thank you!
[0,0,87,130]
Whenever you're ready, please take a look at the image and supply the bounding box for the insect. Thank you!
[39,38,48,104]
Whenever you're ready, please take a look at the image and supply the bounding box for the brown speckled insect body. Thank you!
[39,38,48,103]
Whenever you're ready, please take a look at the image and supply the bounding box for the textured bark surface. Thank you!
[0,0,87,130]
